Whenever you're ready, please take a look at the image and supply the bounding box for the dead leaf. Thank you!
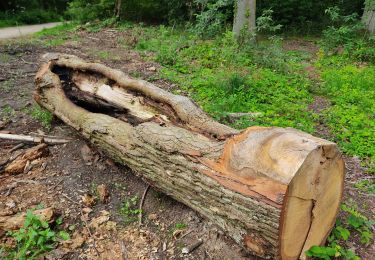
[97,184,109,203]
[80,144,94,165]
[81,194,95,207]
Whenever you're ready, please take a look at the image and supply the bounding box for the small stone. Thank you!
[147,66,157,72]
[148,213,157,220]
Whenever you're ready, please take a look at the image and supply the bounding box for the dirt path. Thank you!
[0,22,62,39]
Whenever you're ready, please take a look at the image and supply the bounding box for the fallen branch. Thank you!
[182,239,203,254]
[0,133,72,144]
[138,184,150,227]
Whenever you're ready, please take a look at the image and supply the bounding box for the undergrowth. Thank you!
[135,25,316,133]
[0,209,69,259]
[306,203,374,259]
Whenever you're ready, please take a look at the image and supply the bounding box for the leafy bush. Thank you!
[192,0,234,37]
[0,210,69,259]
[321,7,363,52]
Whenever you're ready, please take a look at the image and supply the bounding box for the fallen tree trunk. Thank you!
[34,53,345,259]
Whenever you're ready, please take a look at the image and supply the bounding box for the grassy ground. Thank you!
[1,22,374,259]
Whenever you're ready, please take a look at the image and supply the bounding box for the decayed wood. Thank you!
[4,143,48,175]
[34,53,345,259]
[0,207,54,232]
[0,133,71,144]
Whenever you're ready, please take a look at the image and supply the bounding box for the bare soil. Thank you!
[0,29,373,259]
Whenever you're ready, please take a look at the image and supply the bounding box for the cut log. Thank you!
[0,207,54,232]
[34,53,345,259]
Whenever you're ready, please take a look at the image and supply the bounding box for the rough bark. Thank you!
[34,53,345,259]
[363,1,375,35]
[233,0,256,37]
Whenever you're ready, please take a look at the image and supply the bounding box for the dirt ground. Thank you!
[0,28,374,259]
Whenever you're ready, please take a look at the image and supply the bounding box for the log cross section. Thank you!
[34,53,345,259]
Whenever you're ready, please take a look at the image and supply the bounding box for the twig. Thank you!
[138,184,150,227]
[120,240,128,260]
[47,179,63,191]
[9,143,25,153]
[80,208,100,257]
[182,239,202,255]
[61,193,82,206]
[181,239,203,254]
[0,133,72,144]
[179,229,194,240]
[20,58,34,65]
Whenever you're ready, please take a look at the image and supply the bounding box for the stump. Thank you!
[34,53,345,259]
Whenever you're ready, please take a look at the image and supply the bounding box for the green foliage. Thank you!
[306,204,374,259]
[354,180,375,194]
[192,0,233,37]
[0,0,68,27]
[316,62,375,162]
[321,7,363,52]
[30,104,53,130]
[120,196,141,224]
[341,204,374,244]
[67,0,196,24]
[135,25,315,133]
[174,223,188,230]
[0,210,69,259]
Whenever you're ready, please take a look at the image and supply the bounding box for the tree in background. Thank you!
[233,0,256,37]
[363,0,375,34]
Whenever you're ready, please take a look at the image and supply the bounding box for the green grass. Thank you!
[0,79,14,93]
[35,22,79,47]
[30,104,53,130]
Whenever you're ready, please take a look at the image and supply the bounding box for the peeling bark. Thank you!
[34,53,345,259]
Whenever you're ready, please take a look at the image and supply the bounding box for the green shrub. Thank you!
[0,210,69,259]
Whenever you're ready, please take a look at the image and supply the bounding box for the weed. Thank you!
[30,104,53,130]
[1,105,15,120]
[120,196,141,224]
[174,223,187,230]
[354,180,375,194]
[0,79,13,92]
[0,210,69,259]
[0,53,11,63]
[305,204,373,259]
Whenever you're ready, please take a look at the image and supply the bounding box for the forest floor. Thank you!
[0,25,374,259]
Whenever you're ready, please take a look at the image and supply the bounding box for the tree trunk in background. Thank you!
[233,0,256,37]
[115,0,122,18]
[363,1,375,35]
[34,53,345,259]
